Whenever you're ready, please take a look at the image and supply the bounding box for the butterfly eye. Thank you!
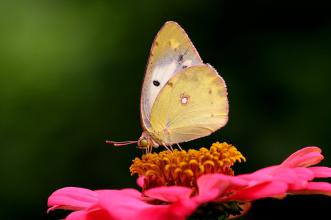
[153,80,160,86]
[139,139,149,148]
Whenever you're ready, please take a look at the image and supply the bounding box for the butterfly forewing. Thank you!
[148,65,229,145]
[140,21,203,130]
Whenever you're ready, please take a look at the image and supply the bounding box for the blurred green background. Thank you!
[0,0,330,219]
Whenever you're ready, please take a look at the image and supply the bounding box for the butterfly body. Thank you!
[108,21,229,151]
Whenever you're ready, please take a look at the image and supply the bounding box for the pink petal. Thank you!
[271,168,299,183]
[290,167,315,181]
[97,188,142,199]
[283,168,315,190]
[137,176,145,188]
[66,210,88,220]
[144,186,192,202]
[238,166,277,183]
[274,167,314,187]
[48,187,98,212]
[96,189,153,219]
[195,174,248,203]
[281,147,323,168]
[135,199,197,220]
[97,189,197,220]
[227,181,288,201]
[85,207,112,220]
[291,182,331,197]
[305,182,331,193]
[309,166,331,178]
[240,166,313,186]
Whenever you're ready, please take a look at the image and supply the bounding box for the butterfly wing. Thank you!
[140,21,203,130]
[148,65,228,145]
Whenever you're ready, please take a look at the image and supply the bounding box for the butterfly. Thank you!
[107,21,229,152]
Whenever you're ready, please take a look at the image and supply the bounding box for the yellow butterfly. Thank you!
[107,21,228,152]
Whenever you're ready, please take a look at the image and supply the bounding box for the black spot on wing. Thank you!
[153,80,160,86]
[178,54,184,64]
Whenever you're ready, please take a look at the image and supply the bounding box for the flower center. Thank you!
[130,142,245,192]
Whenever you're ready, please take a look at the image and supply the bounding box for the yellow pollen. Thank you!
[130,142,246,192]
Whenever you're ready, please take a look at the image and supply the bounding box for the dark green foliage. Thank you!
[0,1,330,220]
[188,201,243,220]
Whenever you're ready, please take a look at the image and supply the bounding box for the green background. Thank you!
[0,1,330,219]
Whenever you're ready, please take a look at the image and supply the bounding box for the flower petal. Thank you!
[305,182,331,192]
[85,207,112,220]
[195,174,248,203]
[48,187,98,212]
[96,189,153,219]
[281,147,323,168]
[291,182,331,196]
[66,210,88,220]
[275,167,314,188]
[97,188,142,199]
[137,176,145,188]
[135,200,197,220]
[144,186,192,202]
[283,167,315,191]
[309,166,331,178]
[238,166,277,183]
[96,188,197,220]
[227,181,288,201]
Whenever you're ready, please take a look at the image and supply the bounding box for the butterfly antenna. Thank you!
[105,140,137,147]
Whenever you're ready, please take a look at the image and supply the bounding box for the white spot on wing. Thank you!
[181,97,188,104]
[179,93,190,105]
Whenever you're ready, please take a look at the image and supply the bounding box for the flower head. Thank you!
[130,142,245,192]
[48,144,331,220]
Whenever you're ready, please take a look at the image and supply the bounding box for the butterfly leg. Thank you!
[162,143,172,152]
[147,144,152,154]
[176,143,183,151]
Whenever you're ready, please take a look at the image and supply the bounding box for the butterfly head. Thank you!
[138,131,158,149]
[138,138,149,148]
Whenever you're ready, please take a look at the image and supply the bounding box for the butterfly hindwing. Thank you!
[148,65,228,145]
[140,21,203,130]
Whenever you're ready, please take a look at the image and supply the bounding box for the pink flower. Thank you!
[48,186,197,220]
[48,146,331,219]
